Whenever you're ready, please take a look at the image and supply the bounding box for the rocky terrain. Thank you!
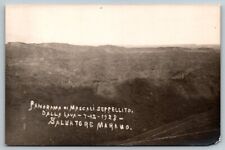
[6,42,220,145]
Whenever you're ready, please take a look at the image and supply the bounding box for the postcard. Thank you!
[5,5,220,145]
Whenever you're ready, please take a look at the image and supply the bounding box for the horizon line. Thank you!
[5,42,220,48]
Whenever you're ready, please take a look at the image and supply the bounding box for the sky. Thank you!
[5,5,220,46]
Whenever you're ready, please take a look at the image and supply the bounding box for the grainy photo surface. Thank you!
[5,5,220,146]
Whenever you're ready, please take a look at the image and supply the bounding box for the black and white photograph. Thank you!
[5,5,220,145]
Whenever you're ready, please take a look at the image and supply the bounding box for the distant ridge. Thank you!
[6,42,220,49]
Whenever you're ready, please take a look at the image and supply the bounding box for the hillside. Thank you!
[6,42,220,145]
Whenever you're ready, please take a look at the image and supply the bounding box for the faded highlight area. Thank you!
[6,5,220,46]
